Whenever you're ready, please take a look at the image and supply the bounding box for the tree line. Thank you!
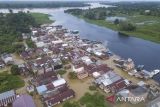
[0,1,89,8]
[65,8,136,31]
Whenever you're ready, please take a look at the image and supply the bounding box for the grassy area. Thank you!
[78,15,160,43]
[0,72,25,93]
[30,13,53,25]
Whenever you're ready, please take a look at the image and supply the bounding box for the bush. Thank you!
[68,72,77,79]
[57,70,67,75]
[89,85,97,91]
[11,65,20,75]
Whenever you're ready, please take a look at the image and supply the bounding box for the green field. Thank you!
[30,13,53,25]
[78,15,160,43]
[0,72,25,93]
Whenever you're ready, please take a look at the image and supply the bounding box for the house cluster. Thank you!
[30,71,75,107]
[19,25,79,107]
[114,58,160,80]
[24,24,154,105]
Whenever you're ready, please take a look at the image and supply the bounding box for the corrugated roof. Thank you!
[0,90,15,101]
[52,78,66,87]
[13,95,36,107]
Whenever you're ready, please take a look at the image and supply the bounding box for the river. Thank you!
[0,3,160,70]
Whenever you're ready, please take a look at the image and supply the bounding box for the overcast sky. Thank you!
[0,0,160,1]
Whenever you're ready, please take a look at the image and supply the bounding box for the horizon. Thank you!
[0,0,160,2]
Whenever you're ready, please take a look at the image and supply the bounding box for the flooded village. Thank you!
[0,23,160,107]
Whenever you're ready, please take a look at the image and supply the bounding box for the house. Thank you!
[123,58,135,71]
[95,71,124,93]
[52,78,66,88]
[12,94,36,107]
[0,60,5,69]
[81,56,93,65]
[22,33,30,40]
[1,53,14,65]
[36,41,45,48]
[45,89,75,107]
[146,95,160,107]
[92,72,101,78]
[117,85,149,104]
[53,58,63,70]
[20,51,31,60]
[0,90,16,107]
[36,85,48,95]
[26,85,34,93]
[77,71,88,79]
[72,62,84,73]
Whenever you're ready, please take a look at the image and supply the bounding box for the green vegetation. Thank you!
[30,13,53,25]
[63,101,80,107]
[26,39,36,48]
[0,12,37,54]
[0,72,24,93]
[65,2,160,43]
[89,85,97,91]
[80,92,108,107]
[68,72,77,79]
[0,11,52,54]
[63,92,108,107]
[57,69,67,75]
[11,65,21,75]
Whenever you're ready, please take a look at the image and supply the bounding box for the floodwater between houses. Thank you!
[0,5,160,71]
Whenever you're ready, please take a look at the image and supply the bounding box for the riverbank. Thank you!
[76,15,160,43]
[30,13,53,25]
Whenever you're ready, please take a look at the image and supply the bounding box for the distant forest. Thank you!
[0,1,89,8]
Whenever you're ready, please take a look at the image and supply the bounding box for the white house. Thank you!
[72,65,84,73]
[1,53,14,65]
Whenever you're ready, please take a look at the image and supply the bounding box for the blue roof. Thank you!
[36,85,47,94]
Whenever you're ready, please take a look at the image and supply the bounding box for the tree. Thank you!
[68,72,77,79]
[119,21,136,31]
[8,9,13,14]
[114,19,120,25]
[26,39,36,48]
[11,65,20,75]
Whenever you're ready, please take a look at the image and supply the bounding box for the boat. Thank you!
[136,65,144,71]
[150,69,160,77]
[71,30,79,34]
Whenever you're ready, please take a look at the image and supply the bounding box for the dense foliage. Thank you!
[11,65,21,75]
[65,7,107,20]
[26,39,36,48]
[0,72,24,93]
[119,21,136,31]
[57,70,67,75]
[80,92,108,107]
[0,11,38,54]
[102,2,160,17]
[0,1,89,8]
[68,72,77,79]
